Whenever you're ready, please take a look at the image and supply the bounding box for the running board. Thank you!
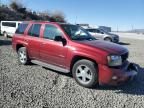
[31,60,69,73]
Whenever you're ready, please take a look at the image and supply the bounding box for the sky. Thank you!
[1,0,144,31]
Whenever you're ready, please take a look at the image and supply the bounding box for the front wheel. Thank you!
[72,59,98,88]
[104,37,112,42]
[3,32,8,38]
[17,47,30,65]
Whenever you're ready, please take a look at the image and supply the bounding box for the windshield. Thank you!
[61,24,96,41]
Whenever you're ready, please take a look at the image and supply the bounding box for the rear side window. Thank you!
[15,24,28,34]
[88,29,95,32]
[28,24,41,37]
[2,22,16,27]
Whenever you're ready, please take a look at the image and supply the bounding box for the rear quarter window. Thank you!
[15,24,28,34]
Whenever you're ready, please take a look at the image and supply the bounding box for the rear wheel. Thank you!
[104,37,112,42]
[72,59,98,88]
[3,32,8,38]
[17,47,30,65]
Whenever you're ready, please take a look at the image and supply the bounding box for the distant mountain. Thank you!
[128,29,144,33]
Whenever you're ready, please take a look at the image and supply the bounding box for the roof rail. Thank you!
[31,20,50,22]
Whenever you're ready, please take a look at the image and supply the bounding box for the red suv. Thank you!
[12,21,138,88]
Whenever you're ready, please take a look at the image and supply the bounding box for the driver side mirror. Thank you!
[54,36,63,41]
[54,36,67,46]
[101,32,104,34]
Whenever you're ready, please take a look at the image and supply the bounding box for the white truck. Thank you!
[0,21,22,37]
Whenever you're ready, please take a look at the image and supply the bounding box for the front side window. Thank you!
[43,24,63,40]
[15,23,28,34]
[87,29,95,33]
[28,24,41,37]
[61,24,96,41]
[95,29,101,33]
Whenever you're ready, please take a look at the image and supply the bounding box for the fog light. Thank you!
[112,76,118,80]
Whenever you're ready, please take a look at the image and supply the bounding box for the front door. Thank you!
[40,24,68,68]
[95,29,104,39]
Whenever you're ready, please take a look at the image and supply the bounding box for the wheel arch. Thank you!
[3,31,6,34]
[16,44,26,52]
[70,55,98,73]
[104,36,112,41]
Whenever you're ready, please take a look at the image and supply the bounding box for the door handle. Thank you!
[24,39,28,42]
[41,43,46,45]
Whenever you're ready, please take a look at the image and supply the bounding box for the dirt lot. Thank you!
[113,32,144,40]
[0,36,144,108]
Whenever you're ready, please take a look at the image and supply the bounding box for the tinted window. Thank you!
[44,24,63,40]
[28,24,41,37]
[95,29,101,33]
[87,29,95,32]
[2,22,16,27]
[15,24,28,34]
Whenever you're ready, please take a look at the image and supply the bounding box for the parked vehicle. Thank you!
[0,21,22,37]
[86,28,119,43]
[12,21,138,88]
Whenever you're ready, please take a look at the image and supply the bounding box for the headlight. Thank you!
[107,55,122,66]
[114,35,119,39]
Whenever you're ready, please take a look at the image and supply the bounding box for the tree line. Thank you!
[0,1,66,22]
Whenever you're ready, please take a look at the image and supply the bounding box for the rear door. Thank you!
[12,23,28,50]
[40,24,68,68]
[95,29,105,39]
[25,23,42,59]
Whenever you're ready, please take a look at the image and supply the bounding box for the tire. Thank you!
[104,37,112,42]
[72,59,98,88]
[3,32,8,38]
[17,47,30,65]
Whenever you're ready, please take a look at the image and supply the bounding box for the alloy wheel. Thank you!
[75,65,92,85]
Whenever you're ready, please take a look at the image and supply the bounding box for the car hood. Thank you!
[78,40,128,54]
[105,32,118,37]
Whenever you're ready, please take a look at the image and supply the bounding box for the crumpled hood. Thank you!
[79,40,128,54]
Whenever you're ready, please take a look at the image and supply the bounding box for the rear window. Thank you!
[2,22,16,27]
[15,23,28,34]
[28,24,41,37]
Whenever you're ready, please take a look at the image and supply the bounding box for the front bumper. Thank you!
[113,36,119,43]
[98,61,138,86]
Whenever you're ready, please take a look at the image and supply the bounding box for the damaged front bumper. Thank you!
[99,61,138,86]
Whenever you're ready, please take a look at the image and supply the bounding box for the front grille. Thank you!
[121,52,129,62]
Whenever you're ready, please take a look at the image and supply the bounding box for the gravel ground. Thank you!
[0,36,144,108]
[113,32,144,40]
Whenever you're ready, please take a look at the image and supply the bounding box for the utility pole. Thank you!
[117,25,119,32]
[0,0,1,6]
[75,16,77,24]
[131,25,134,31]
[131,25,134,32]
